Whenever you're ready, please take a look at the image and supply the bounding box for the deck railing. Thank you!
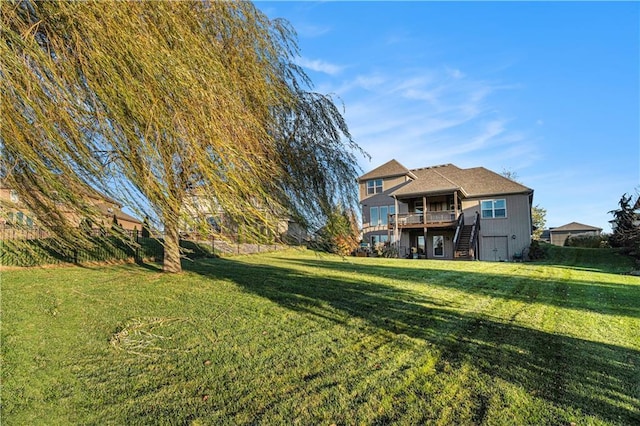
[389,210,457,227]
[468,211,481,258]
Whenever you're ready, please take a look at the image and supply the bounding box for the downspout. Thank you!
[528,191,534,239]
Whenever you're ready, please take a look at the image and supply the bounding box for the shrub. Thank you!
[381,244,398,258]
[314,207,360,256]
[564,234,609,248]
[528,240,546,260]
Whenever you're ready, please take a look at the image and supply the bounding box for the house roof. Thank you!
[358,159,414,182]
[1,179,123,207]
[378,161,532,198]
[116,211,143,225]
[391,164,461,197]
[550,222,602,232]
[96,204,143,224]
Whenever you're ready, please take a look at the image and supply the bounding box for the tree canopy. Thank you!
[1,1,365,272]
[609,193,640,255]
[500,169,545,239]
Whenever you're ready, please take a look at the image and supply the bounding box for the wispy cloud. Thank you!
[296,56,345,76]
[320,67,533,172]
[295,23,332,38]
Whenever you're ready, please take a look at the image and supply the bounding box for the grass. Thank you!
[1,246,639,425]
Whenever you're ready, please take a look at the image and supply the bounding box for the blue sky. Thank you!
[258,1,639,232]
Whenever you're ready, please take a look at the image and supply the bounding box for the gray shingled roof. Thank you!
[438,166,532,197]
[358,159,413,182]
[391,164,460,196]
[388,162,532,198]
[550,222,602,232]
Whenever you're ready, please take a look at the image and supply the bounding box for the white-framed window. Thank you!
[366,179,383,195]
[370,207,379,226]
[433,235,444,257]
[370,205,396,226]
[481,199,507,219]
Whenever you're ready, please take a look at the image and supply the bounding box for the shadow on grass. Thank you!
[281,257,640,320]
[186,257,640,425]
[535,245,637,274]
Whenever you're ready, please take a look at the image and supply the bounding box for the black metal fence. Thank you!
[0,224,145,241]
[0,225,288,267]
[0,224,164,267]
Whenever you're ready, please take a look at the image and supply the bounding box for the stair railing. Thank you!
[469,211,480,259]
[452,212,464,249]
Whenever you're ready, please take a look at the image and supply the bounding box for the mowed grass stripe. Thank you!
[2,247,639,425]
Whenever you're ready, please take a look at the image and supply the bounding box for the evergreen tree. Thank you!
[609,193,640,253]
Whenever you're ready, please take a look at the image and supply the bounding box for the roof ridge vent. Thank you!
[410,163,452,172]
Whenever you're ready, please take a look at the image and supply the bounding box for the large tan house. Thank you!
[358,160,534,261]
[179,193,308,243]
[0,184,142,234]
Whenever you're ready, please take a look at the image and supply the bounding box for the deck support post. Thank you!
[424,227,428,259]
[393,196,399,257]
[454,191,459,218]
[423,196,427,225]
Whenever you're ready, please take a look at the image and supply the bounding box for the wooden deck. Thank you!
[389,212,458,229]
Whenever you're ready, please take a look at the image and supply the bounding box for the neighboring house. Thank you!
[358,160,534,261]
[539,229,551,243]
[548,222,602,246]
[179,193,308,243]
[0,184,142,233]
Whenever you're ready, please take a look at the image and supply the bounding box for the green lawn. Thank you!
[2,247,639,425]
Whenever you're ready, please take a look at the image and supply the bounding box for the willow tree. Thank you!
[1,1,364,272]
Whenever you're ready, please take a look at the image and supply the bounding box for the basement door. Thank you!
[482,236,508,262]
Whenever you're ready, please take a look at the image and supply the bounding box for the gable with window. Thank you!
[481,199,506,219]
[366,179,383,195]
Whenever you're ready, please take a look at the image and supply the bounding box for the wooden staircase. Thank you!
[454,225,474,260]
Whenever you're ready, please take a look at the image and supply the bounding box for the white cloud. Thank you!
[447,67,465,79]
[295,23,332,38]
[296,57,344,76]
[317,67,533,173]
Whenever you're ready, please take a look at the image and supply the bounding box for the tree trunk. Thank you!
[163,221,182,273]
